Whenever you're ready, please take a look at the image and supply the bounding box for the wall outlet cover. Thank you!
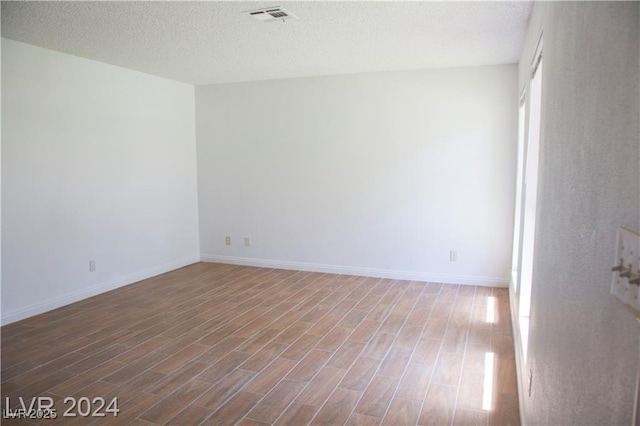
[611,228,640,315]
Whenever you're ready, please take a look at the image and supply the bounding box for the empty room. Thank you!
[1,1,639,425]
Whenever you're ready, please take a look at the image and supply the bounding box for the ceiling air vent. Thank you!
[245,7,297,22]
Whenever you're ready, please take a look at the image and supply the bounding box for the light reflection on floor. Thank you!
[486,296,496,324]
[483,351,495,411]
[454,288,519,425]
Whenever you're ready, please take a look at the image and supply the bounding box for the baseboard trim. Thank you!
[1,255,200,325]
[200,254,509,288]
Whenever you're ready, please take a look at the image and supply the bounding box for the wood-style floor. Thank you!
[1,263,519,425]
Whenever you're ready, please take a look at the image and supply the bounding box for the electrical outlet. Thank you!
[89,260,96,272]
[450,250,457,262]
[244,237,250,247]
[225,236,231,246]
[611,228,640,314]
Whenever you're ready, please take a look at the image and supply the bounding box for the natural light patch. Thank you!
[482,352,495,411]
[486,296,496,324]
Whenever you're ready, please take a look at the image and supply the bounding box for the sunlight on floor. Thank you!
[482,351,495,411]
[486,296,496,324]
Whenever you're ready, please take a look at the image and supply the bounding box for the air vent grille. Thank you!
[245,7,297,22]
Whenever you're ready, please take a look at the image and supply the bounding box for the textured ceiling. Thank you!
[1,1,533,85]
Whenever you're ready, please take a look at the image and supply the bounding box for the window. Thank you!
[515,36,543,363]
[511,91,527,293]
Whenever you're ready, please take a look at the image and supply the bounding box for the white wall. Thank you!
[1,27,3,325]
[1,39,200,324]
[196,65,517,286]
[514,2,640,424]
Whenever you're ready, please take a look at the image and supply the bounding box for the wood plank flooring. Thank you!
[1,263,519,425]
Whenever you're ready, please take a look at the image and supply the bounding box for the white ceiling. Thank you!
[1,1,533,85]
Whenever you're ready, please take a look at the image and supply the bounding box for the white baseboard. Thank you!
[1,255,200,325]
[200,254,509,288]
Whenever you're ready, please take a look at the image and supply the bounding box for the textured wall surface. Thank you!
[517,2,640,424]
[2,40,200,324]
[196,65,517,285]
[1,2,531,85]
